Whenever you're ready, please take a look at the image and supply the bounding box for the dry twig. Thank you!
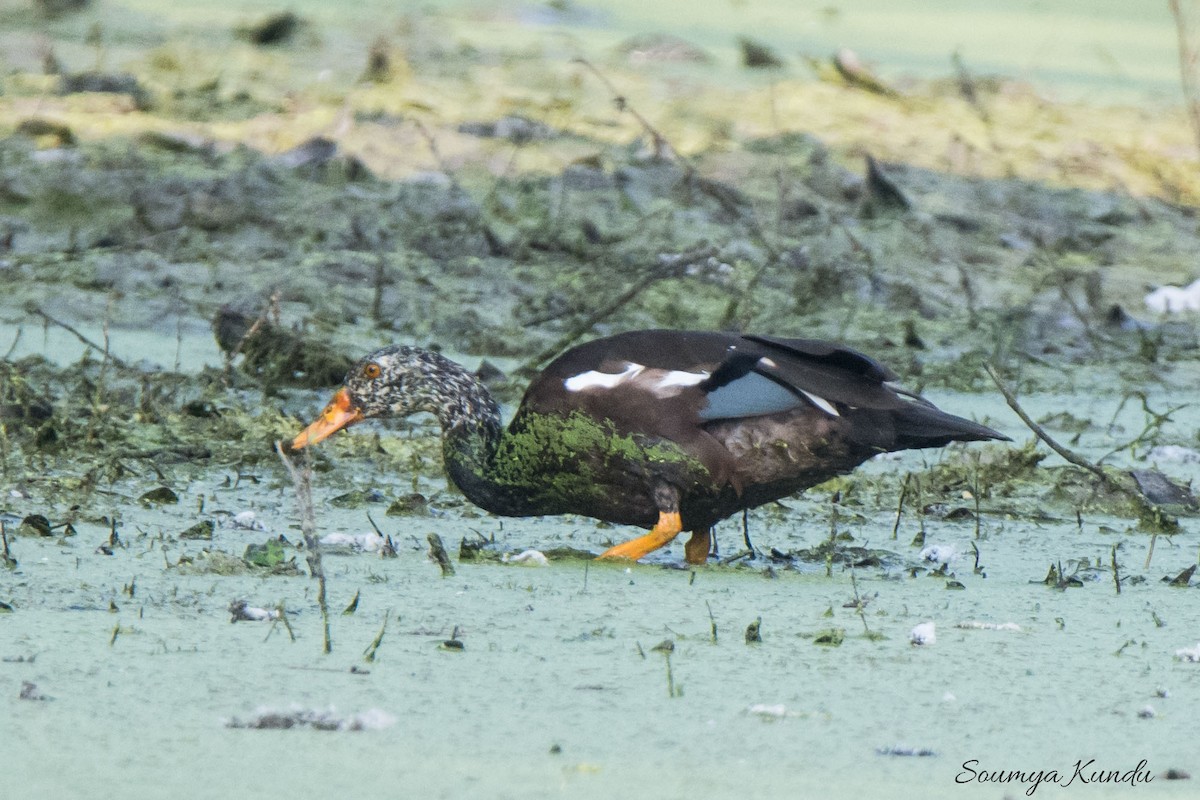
[275,442,332,653]
[572,57,678,164]
[984,364,1176,531]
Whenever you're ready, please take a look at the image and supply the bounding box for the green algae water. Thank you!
[4,512,1199,799]
[3,0,1200,796]
[3,384,1199,798]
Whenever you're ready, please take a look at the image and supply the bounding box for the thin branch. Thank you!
[572,57,678,165]
[1097,395,1188,465]
[411,118,464,193]
[984,364,1176,531]
[985,364,1110,482]
[28,306,129,369]
[3,326,21,361]
[1110,543,1122,595]
[891,473,911,540]
[275,442,331,653]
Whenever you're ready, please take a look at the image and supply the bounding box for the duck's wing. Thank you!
[698,335,903,420]
[529,329,1002,428]
[705,334,1007,445]
[521,329,1005,481]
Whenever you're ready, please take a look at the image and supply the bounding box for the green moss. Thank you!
[479,410,704,505]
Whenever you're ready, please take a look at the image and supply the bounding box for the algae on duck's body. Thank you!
[449,409,708,514]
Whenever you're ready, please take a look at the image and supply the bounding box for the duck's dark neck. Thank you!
[431,362,538,517]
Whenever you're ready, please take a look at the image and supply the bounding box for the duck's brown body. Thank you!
[293,329,1007,562]
[493,406,878,532]
[506,331,1001,531]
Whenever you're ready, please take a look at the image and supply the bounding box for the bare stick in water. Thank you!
[1111,544,1122,595]
[984,364,1176,531]
[891,473,911,540]
[29,306,130,370]
[276,442,331,654]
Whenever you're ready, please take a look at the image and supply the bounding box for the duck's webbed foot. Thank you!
[598,483,685,562]
[598,511,682,561]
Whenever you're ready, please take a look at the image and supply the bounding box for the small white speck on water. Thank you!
[503,549,549,566]
[910,622,936,646]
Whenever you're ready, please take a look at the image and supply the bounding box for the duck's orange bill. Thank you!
[291,387,363,449]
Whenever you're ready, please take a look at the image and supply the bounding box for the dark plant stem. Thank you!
[1111,544,1122,595]
[363,610,388,662]
[892,473,910,540]
[427,533,455,577]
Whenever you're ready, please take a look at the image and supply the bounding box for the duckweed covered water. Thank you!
[3,379,1198,798]
[2,1,1200,797]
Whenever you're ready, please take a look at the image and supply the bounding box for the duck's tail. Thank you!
[889,393,1009,450]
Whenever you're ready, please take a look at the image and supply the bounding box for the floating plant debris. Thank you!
[227,707,395,731]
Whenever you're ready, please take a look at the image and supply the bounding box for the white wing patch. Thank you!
[653,370,710,390]
[563,363,644,392]
[800,390,840,417]
[563,363,711,398]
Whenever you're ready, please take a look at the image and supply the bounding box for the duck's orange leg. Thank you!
[684,528,711,565]
[599,511,683,561]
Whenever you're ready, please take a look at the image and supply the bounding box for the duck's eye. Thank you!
[363,363,382,380]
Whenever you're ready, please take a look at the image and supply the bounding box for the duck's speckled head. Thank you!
[290,345,497,449]
[346,345,442,418]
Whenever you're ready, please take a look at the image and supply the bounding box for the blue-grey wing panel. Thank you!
[699,371,804,420]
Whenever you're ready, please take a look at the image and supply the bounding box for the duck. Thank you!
[290,329,1008,564]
